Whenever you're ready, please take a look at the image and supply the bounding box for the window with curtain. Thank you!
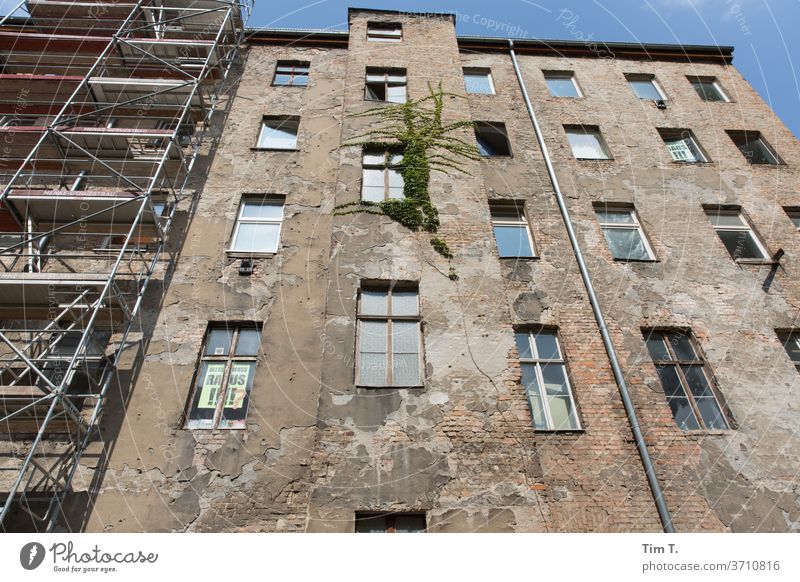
[357,284,422,387]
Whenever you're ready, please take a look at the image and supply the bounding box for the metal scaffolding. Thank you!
[0,0,253,531]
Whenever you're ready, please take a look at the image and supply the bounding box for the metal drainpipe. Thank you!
[507,39,675,533]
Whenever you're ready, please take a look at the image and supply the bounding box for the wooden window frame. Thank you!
[355,283,423,388]
[184,323,262,430]
[644,329,731,431]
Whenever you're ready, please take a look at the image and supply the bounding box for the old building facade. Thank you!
[2,7,798,533]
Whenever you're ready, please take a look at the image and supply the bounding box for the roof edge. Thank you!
[244,27,733,63]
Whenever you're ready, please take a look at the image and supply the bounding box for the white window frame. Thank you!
[660,129,708,163]
[367,22,402,42]
[688,76,730,102]
[705,208,769,261]
[362,150,404,202]
[272,61,310,87]
[365,69,407,104]
[596,206,656,261]
[543,71,582,98]
[463,67,495,95]
[626,74,666,101]
[489,202,536,258]
[355,285,423,388]
[728,131,782,165]
[256,116,298,150]
[228,196,284,254]
[517,329,581,431]
[565,126,612,160]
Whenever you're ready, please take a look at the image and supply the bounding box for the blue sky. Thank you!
[250,0,800,138]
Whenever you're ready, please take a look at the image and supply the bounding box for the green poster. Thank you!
[198,363,225,409]
[224,363,251,409]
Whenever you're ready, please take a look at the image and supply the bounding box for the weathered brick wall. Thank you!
[507,51,800,531]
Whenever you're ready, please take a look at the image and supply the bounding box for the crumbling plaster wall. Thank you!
[306,11,663,533]
[84,44,347,532]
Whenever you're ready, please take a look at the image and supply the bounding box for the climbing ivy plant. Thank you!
[335,83,481,270]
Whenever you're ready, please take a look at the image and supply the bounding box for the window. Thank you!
[365,68,406,103]
[595,205,655,261]
[362,149,404,202]
[704,207,768,261]
[463,67,495,95]
[626,74,666,100]
[272,61,310,86]
[544,71,581,97]
[256,116,298,150]
[185,324,261,429]
[489,201,535,258]
[229,196,284,254]
[643,330,729,431]
[355,512,426,533]
[515,329,581,431]
[777,331,800,373]
[367,22,402,42]
[474,122,511,157]
[565,126,612,160]
[356,284,422,387]
[727,131,782,165]
[688,76,729,102]
[784,207,800,230]
[658,129,709,163]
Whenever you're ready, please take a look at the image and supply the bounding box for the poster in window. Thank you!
[220,362,254,429]
[224,363,251,409]
[197,363,225,409]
